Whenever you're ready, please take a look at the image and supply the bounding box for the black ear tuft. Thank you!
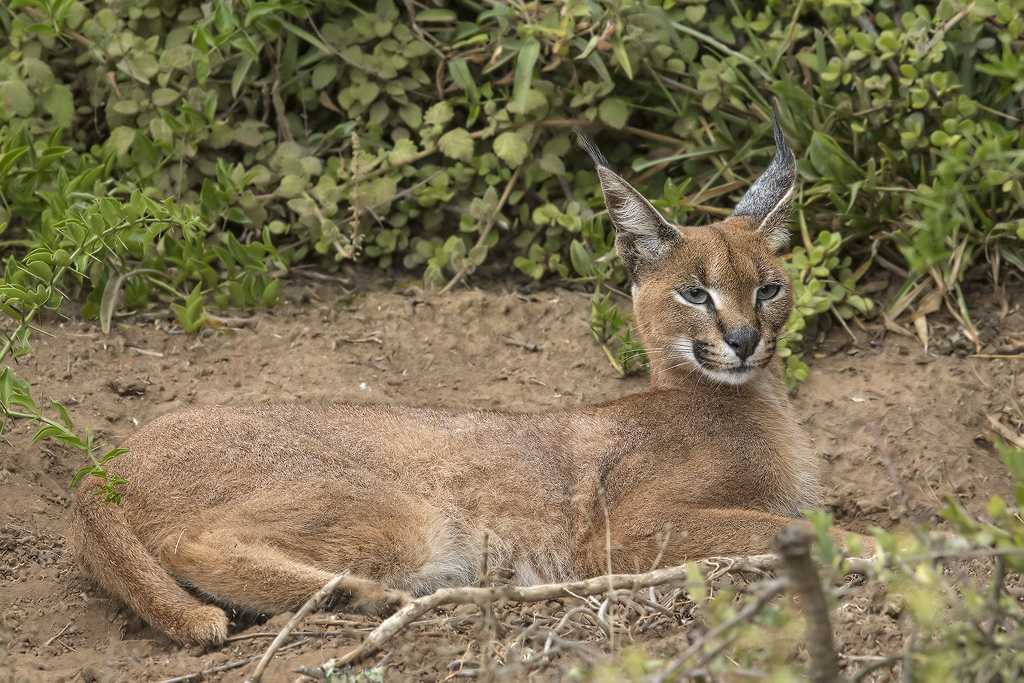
[730,101,798,250]
[574,128,612,170]
[575,130,679,281]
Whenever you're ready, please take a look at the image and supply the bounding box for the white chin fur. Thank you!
[699,365,756,386]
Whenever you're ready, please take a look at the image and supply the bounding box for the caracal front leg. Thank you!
[574,506,803,574]
[157,527,412,617]
[575,505,876,574]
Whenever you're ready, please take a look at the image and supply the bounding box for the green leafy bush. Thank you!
[2,0,1024,475]
[1,0,1021,352]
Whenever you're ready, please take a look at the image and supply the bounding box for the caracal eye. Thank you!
[757,284,780,301]
[679,287,709,305]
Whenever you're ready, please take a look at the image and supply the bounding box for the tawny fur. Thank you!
[68,126,831,647]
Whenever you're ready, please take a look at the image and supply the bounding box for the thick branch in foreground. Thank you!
[775,523,841,683]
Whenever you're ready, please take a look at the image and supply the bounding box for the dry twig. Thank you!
[300,565,698,676]
[987,413,1024,448]
[225,630,359,643]
[292,548,879,682]
[245,575,350,683]
[649,579,788,683]
[156,639,309,683]
[337,331,383,345]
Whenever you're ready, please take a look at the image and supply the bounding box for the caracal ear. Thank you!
[730,103,798,252]
[576,130,679,280]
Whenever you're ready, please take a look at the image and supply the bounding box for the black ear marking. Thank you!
[575,128,612,170]
[730,101,797,251]
[575,129,679,280]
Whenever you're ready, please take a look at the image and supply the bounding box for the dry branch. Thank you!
[304,565,696,676]
[987,413,1024,448]
[775,523,840,683]
[155,639,309,683]
[337,331,383,344]
[225,630,358,643]
[245,574,350,683]
[649,579,789,683]
[292,551,878,682]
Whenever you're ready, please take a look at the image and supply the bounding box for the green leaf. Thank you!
[514,256,545,280]
[398,103,422,129]
[513,38,540,114]
[570,240,592,276]
[24,260,53,282]
[128,53,159,80]
[415,9,456,21]
[612,40,633,80]
[312,63,338,90]
[0,367,13,407]
[507,89,547,114]
[468,244,487,266]
[684,5,706,22]
[388,138,418,165]
[493,131,529,168]
[233,122,265,146]
[244,3,280,26]
[231,54,255,99]
[279,175,307,198]
[0,147,28,178]
[105,126,136,156]
[356,82,380,106]
[100,274,126,335]
[112,100,140,115]
[438,128,474,161]
[227,280,246,307]
[598,98,630,129]
[51,249,71,268]
[278,19,332,55]
[998,441,1024,483]
[424,102,454,127]
[214,0,236,33]
[70,466,94,489]
[424,263,446,291]
[261,278,280,306]
[152,88,180,107]
[49,399,73,430]
[40,84,74,127]
[448,59,478,102]
[0,79,35,118]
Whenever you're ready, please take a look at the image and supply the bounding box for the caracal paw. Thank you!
[172,604,229,647]
[344,580,412,617]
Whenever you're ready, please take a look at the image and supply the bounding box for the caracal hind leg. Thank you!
[157,528,411,617]
[68,493,229,647]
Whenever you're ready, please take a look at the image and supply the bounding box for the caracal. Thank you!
[70,110,827,646]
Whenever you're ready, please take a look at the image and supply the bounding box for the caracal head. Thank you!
[578,108,798,387]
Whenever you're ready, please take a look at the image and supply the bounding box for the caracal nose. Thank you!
[724,326,760,361]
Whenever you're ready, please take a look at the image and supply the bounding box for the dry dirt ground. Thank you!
[2,272,1023,683]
